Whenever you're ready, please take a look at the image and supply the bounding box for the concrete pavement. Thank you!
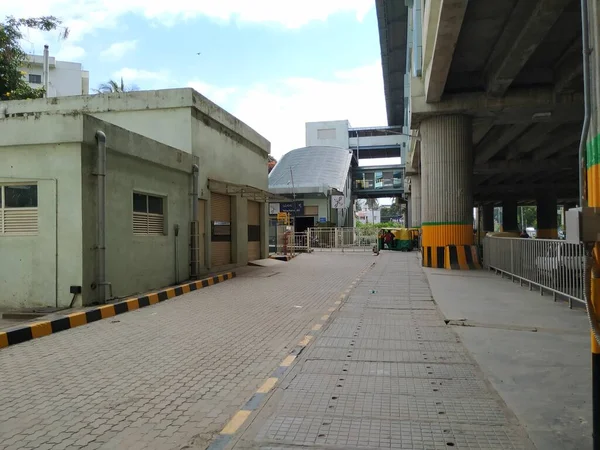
[425,268,592,450]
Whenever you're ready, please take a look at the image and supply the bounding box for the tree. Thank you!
[94,77,139,94]
[0,16,68,100]
[267,155,277,174]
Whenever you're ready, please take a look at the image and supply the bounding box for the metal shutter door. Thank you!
[211,193,231,266]
[247,200,261,261]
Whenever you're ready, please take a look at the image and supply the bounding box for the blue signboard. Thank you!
[280,201,304,215]
[319,217,327,223]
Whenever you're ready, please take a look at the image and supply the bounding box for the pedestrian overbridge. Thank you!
[352,164,405,199]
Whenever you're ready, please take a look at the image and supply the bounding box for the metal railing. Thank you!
[484,236,585,307]
[307,227,378,252]
[271,227,380,255]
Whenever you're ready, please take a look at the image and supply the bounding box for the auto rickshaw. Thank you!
[377,228,414,252]
[408,228,420,249]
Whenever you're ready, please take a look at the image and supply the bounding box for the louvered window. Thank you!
[133,192,165,236]
[0,184,38,235]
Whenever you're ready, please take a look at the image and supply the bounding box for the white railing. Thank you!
[307,227,378,252]
[484,236,585,307]
[271,227,380,255]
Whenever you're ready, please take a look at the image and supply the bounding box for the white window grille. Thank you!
[133,192,165,236]
[0,184,38,235]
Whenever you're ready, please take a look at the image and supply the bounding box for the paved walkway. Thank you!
[0,251,590,449]
[229,253,536,449]
[0,254,372,450]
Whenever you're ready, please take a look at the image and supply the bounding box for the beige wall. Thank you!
[0,142,83,309]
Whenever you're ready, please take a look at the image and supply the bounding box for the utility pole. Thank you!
[290,166,296,232]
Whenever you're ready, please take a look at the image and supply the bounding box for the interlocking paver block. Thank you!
[227,252,536,450]
[0,254,371,450]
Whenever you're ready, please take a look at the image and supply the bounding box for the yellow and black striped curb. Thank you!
[423,246,481,270]
[422,246,445,269]
[206,264,373,450]
[0,272,235,350]
[445,245,481,270]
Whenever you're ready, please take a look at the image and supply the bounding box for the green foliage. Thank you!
[356,221,400,233]
[0,16,67,101]
[93,77,139,94]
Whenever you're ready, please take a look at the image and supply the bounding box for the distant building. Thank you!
[268,146,353,232]
[305,120,409,162]
[20,54,89,97]
[355,209,381,225]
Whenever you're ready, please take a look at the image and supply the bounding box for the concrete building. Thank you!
[0,89,271,309]
[268,146,353,231]
[20,53,89,97]
[355,208,381,225]
[305,120,409,162]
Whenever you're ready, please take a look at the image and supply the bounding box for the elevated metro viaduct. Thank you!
[377,0,586,266]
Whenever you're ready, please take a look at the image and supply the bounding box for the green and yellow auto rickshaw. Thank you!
[377,228,414,252]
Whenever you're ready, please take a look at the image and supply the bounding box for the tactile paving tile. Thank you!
[345,301,437,310]
[304,347,473,364]
[351,326,460,342]
[276,390,511,425]
[255,416,534,449]
[313,337,468,353]
[331,316,446,327]
[300,360,481,379]
[336,309,443,319]
[284,374,492,398]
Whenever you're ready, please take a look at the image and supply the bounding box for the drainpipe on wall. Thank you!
[190,164,200,278]
[43,45,49,98]
[95,131,111,303]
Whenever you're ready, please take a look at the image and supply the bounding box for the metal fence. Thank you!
[307,227,379,252]
[484,236,585,307]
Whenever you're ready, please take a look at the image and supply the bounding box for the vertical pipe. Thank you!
[191,164,199,279]
[95,131,107,304]
[43,45,49,98]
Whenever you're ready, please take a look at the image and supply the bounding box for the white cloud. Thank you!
[187,62,387,159]
[100,40,138,60]
[113,67,169,82]
[187,80,238,106]
[5,0,373,57]
[55,45,86,61]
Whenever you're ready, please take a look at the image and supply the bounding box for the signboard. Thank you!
[280,201,304,215]
[277,212,290,224]
[331,195,345,209]
[319,217,327,223]
[269,203,280,215]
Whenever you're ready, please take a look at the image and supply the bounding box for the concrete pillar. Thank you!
[410,175,422,227]
[501,200,518,232]
[482,204,494,233]
[420,115,473,268]
[536,195,558,239]
[259,202,269,259]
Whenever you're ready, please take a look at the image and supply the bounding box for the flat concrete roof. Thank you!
[0,88,270,155]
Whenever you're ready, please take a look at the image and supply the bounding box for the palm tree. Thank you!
[93,77,139,94]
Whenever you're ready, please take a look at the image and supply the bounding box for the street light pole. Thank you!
[289,167,296,231]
